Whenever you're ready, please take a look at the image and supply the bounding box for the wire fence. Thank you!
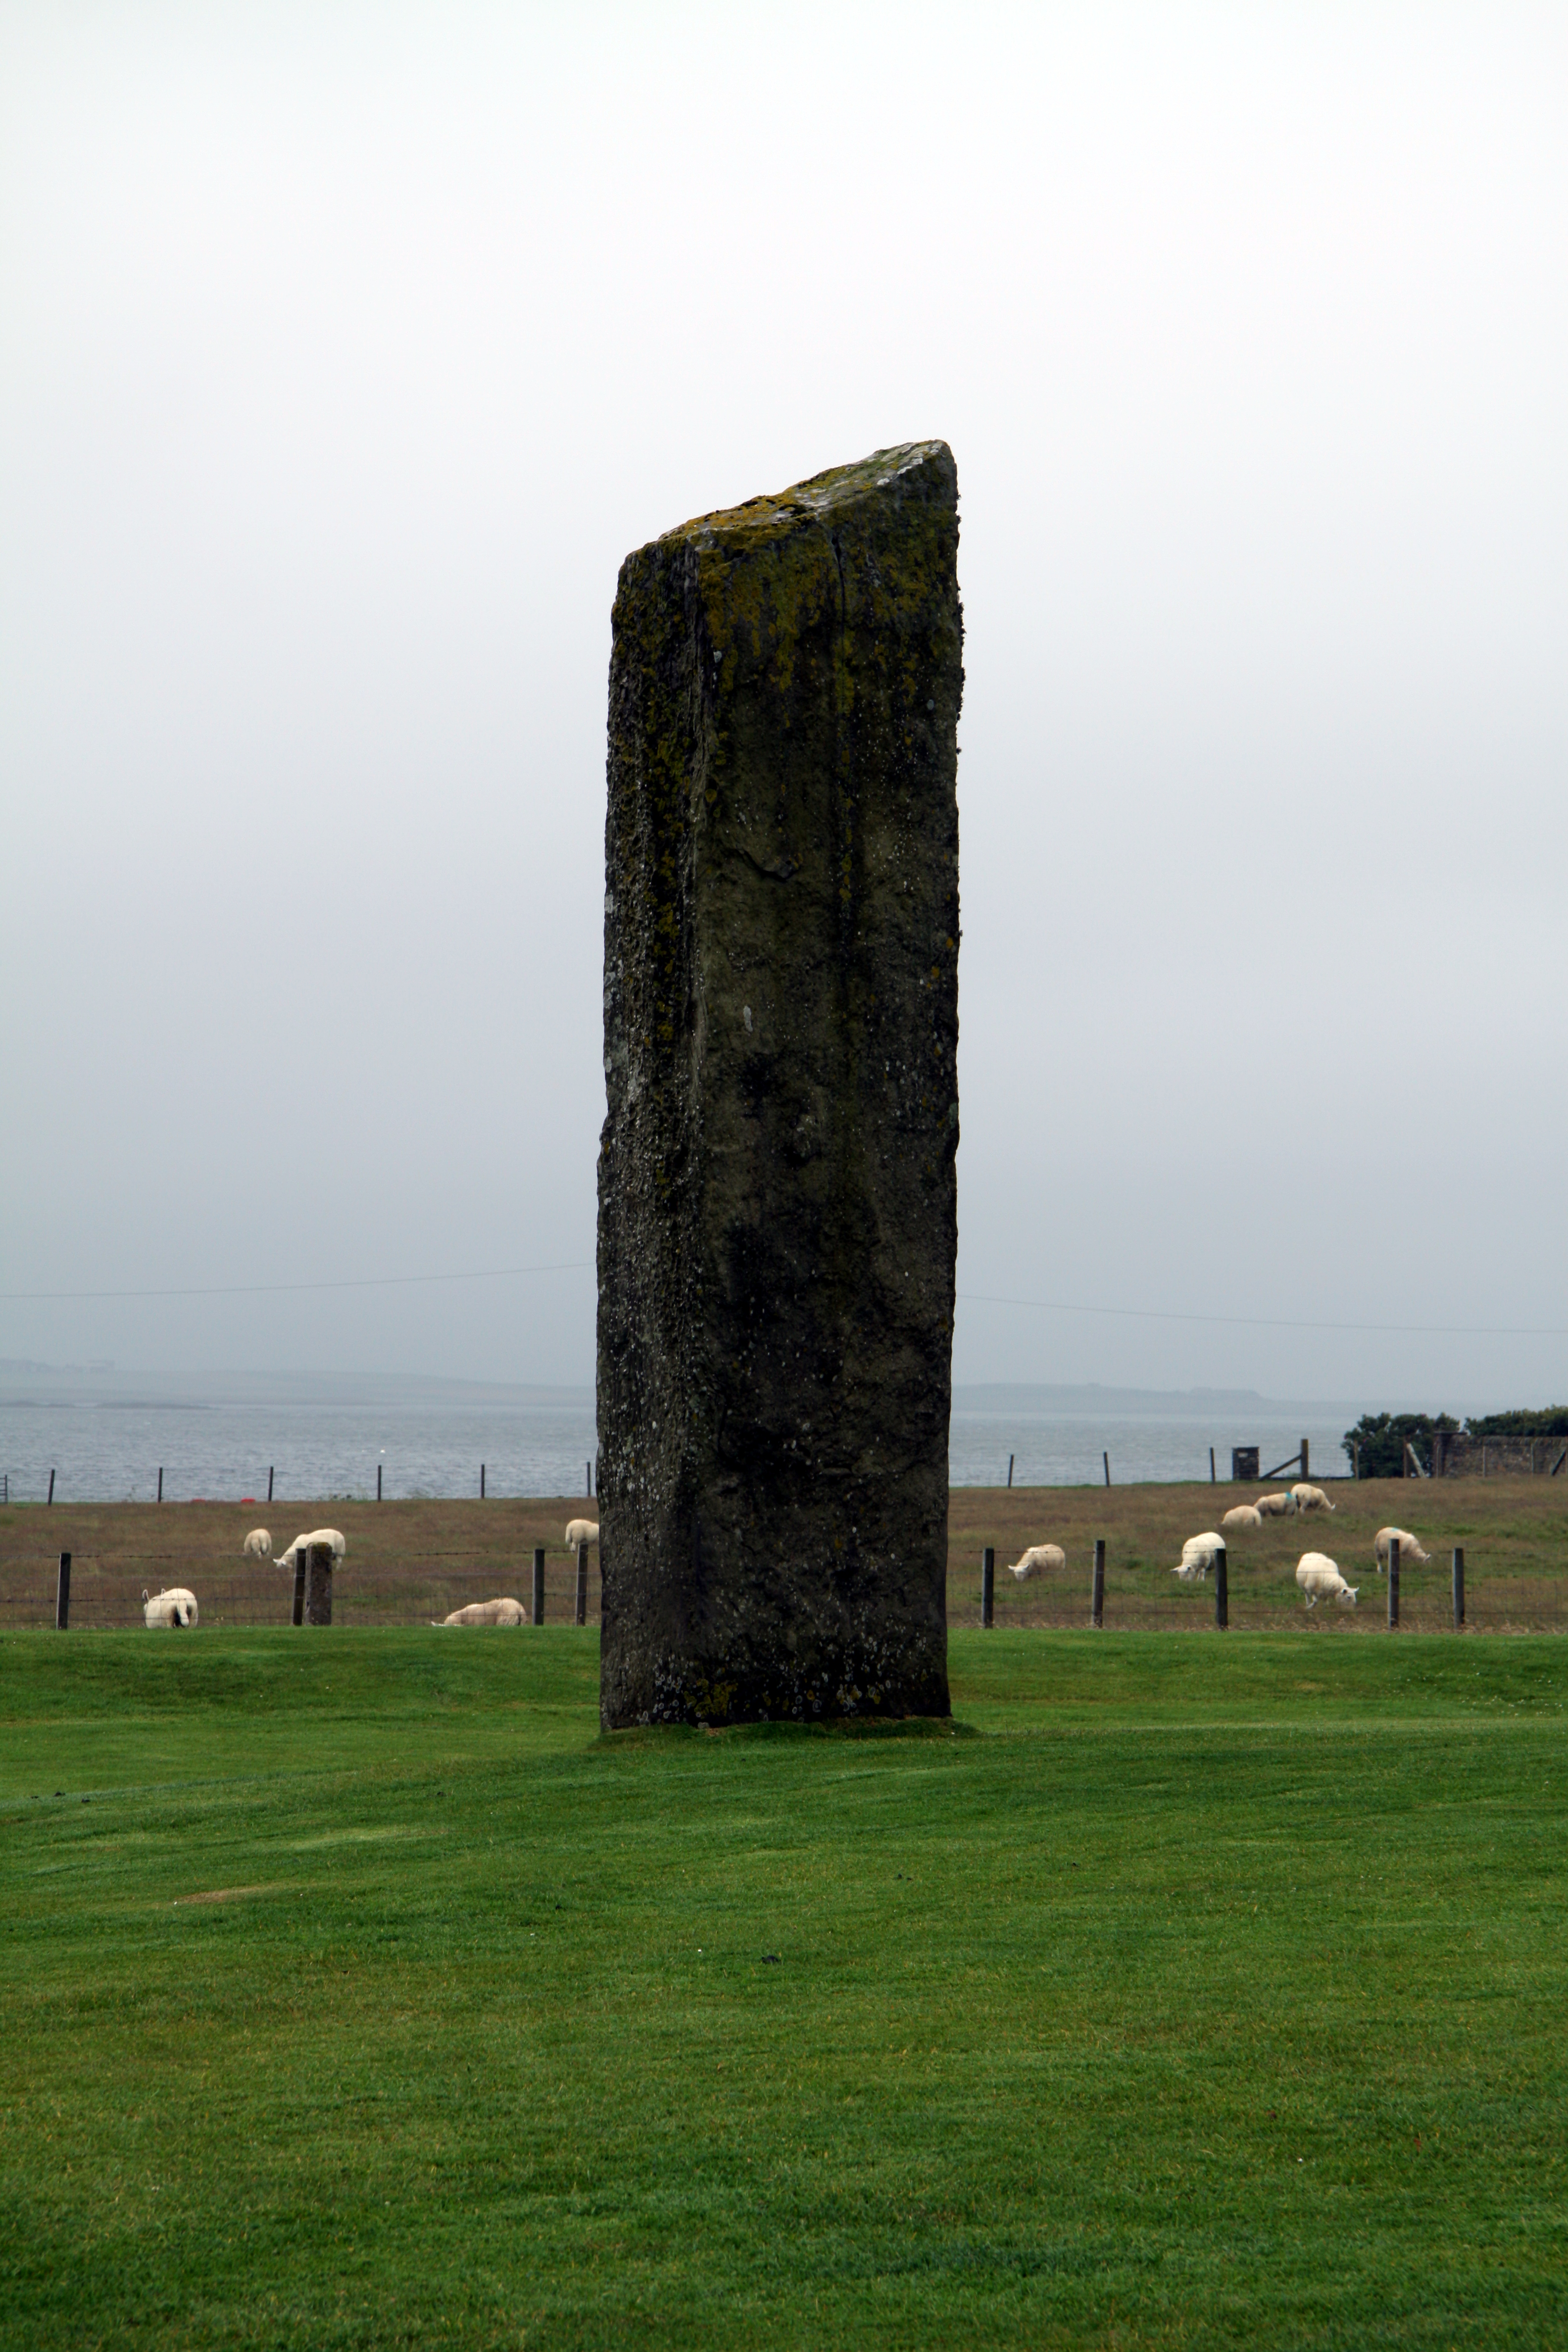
[4,1482,1564,1636]
[950,1552,1568,1635]
[0,1554,602,1631]
[0,1468,598,1508]
[3,1551,1564,1635]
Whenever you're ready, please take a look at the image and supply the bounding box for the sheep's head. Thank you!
[1338,1585,1359,1607]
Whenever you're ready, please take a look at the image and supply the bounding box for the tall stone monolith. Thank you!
[597,441,962,1728]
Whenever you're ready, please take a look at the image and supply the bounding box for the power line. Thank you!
[4,1262,1558,1340]
[0,1260,594,1305]
[958,1290,1568,1340]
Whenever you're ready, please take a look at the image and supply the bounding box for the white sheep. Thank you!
[276,1528,347,1572]
[1220,1504,1262,1533]
[1295,1553,1358,1608]
[1255,1491,1298,1518]
[435,1597,528,1627]
[1173,1531,1225,1582]
[242,1528,272,1560]
[1374,1526,1431,1572]
[1291,1483,1335,1514]
[564,1519,599,1553]
[142,1586,199,1628]
[1009,1543,1066,1580]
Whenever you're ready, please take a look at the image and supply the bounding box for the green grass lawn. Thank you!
[2,1629,1565,2349]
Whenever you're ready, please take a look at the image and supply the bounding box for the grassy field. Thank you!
[2,1627,1565,2348]
[3,1475,1565,1632]
[0,1497,603,1633]
[948,1476,1568,1633]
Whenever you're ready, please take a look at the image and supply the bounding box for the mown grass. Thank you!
[2,1629,1565,2348]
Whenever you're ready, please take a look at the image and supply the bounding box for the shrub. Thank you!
[1341,1411,1459,1477]
[1464,1406,1568,1438]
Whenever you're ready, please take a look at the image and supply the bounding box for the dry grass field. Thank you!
[0,1496,596,1631]
[1,1475,1564,1635]
[949,1475,1568,1633]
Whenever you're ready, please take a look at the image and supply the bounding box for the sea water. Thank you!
[0,1385,1355,1502]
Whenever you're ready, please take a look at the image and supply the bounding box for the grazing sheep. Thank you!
[1255,1491,1298,1518]
[1374,1526,1431,1572]
[1009,1543,1066,1580]
[1221,1505,1263,1533]
[242,1528,272,1560]
[1295,1553,1358,1608]
[564,1519,599,1553]
[276,1527,347,1572]
[1291,1483,1336,1514]
[435,1597,527,1627]
[142,1586,198,1628]
[1173,1532,1225,1583]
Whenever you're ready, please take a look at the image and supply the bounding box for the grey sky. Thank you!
[2,3,1565,1408]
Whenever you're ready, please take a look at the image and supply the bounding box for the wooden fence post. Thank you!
[291,1554,306,1626]
[377,1463,382,1502]
[48,1469,55,1506]
[268,1465,275,1503]
[303,1542,333,1625]
[575,1540,588,1626]
[56,1552,71,1630]
[981,1547,994,1628]
[1007,1453,1015,1488]
[481,1463,486,1500]
[1215,1541,1228,1630]
[1388,1535,1400,1630]
[1209,1446,1216,1483]
[1091,1538,1105,1628]
[587,1460,593,1498]
[1103,1451,1111,1488]
[1452,1545,1465,1631]
[1300,1438,1309,1480]
[532,1546,545,1625]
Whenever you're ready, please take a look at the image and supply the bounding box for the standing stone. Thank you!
[597,441,962,1728]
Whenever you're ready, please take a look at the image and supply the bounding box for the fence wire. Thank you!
[0,1556,602,1630]
[2,1554,1563,1635]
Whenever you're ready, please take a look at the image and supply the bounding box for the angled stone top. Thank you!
[658,439,956,551]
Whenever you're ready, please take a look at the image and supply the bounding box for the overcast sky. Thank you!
[2,2,1565,1408]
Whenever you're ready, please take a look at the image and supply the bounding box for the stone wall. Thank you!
[1432,1432,1568,1478]
[597,443,962,1728]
